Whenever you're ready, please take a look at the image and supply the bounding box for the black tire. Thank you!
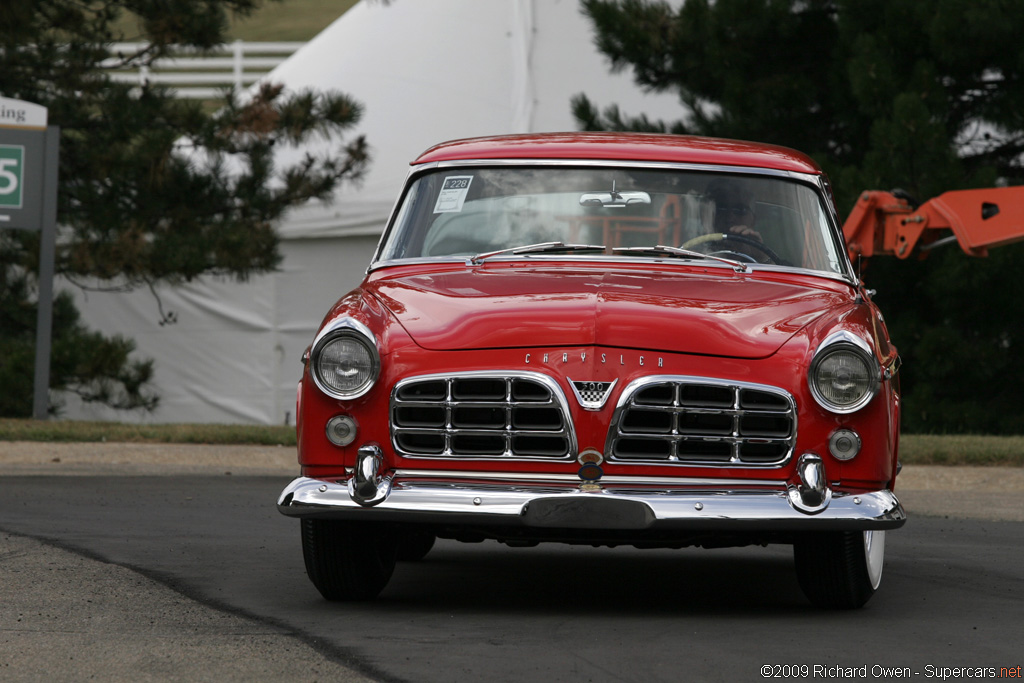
[793,530,885,609]
[301,519,397,601]
[396,529,436,562]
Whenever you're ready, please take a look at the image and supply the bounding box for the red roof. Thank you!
[413,132,821,175]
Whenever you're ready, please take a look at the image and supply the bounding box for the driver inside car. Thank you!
[705,178,763,242]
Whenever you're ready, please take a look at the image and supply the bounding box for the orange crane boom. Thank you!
[842,186,1024,261]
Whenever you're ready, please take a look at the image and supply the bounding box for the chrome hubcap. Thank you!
[864,530,886,589]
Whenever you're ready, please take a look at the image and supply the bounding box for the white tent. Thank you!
[63,0,685,424]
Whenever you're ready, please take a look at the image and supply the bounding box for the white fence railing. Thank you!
[103,41,303,99]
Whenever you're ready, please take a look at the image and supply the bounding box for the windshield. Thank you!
[377,166,847,274]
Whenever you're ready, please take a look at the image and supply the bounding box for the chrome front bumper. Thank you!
[277,471,906,532]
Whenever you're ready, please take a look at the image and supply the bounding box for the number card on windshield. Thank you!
[433,176,473,213]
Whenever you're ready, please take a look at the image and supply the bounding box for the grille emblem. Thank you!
[569,379,617,411]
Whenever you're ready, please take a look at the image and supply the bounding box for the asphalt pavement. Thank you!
[1,441,1021,682]
[0,443,362,682]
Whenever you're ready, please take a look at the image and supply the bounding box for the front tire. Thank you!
[301,519,398,601]
[396,529,436,562]
[794,530,885,609]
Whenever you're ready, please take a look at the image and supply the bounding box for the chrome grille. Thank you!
[391,373,575,459]
[606,377,796,466]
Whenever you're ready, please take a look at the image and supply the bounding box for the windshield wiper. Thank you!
[612,245,749,272]
[470,242,606,265]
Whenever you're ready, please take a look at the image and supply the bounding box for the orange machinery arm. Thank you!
[842,186,1024,261]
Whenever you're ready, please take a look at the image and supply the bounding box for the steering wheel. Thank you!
[680,233,789,266]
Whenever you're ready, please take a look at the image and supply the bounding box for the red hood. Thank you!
[366,266,850,358]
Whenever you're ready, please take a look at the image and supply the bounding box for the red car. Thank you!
[277,133,905,608]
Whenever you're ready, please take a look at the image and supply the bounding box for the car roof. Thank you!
[413,132,821,175]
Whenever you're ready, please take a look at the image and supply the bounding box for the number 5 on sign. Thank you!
[0,145,24,208]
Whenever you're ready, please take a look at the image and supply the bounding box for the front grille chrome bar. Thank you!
[605,376,796,467]
[391,371,577,460]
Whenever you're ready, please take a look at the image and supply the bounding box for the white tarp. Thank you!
[63,0,684,424]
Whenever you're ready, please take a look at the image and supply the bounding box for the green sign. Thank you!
[0,96,57,420]
[0,144,25,209]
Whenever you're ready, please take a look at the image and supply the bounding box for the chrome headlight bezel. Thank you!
[309,318,381,400]
[808,331,881,414]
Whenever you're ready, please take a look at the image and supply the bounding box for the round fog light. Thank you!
[326,415,358,447]
[829,428,861,461]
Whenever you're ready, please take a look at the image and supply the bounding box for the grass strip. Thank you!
[896,434,1024,467]
[2,420,1022,466]
[0,419,296,447]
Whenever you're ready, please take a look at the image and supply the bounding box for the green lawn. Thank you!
[113,0,359,43]
[0,418,296,447]
[228,0,359,41]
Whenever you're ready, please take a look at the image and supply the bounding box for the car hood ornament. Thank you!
[569,379,617,411]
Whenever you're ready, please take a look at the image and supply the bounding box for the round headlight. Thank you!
[809,336,879,414]
[311,322,380,400]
